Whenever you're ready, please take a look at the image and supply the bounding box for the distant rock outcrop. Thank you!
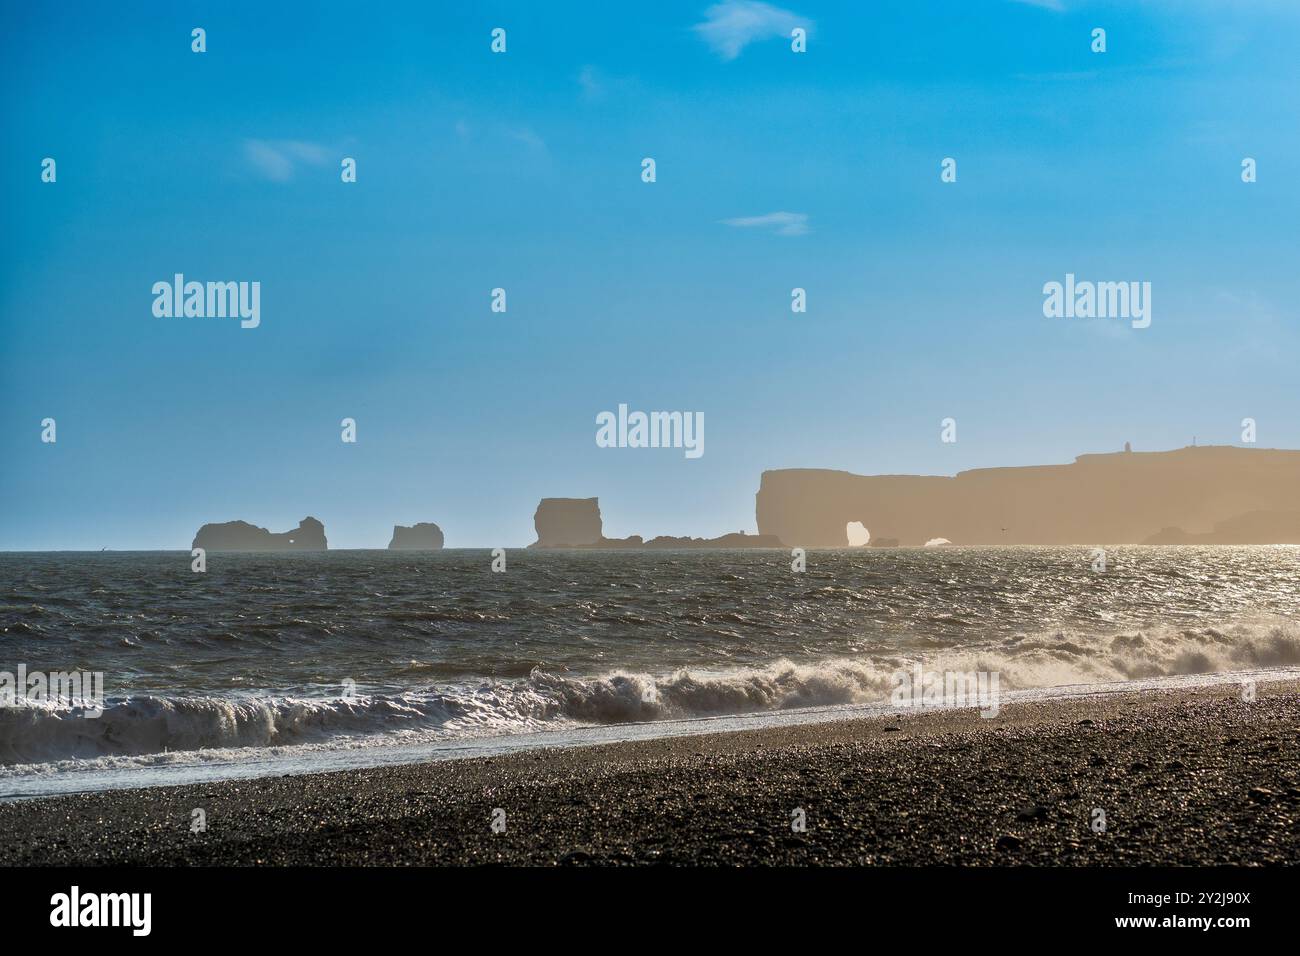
[532,498,604,547]
[1143,510,1300,545]
[531,497,783,549]
[192,517,327,551]
[388,522,445,550]
[755,446,1300,546]
[640,532,783,549]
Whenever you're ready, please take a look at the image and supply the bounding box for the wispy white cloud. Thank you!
[693,1,808,61]
[576,65,638,103]
[505,127,547,152]
[453,120,548,154]
[577,65,605,100]
[1014,70,1100,82]
[721,211,809,236]
[1009,0,1065,11]
[243,139,332,182]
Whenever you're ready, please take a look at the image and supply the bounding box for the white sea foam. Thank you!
[3,619,1296,769]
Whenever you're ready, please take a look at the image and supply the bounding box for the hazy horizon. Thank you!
[4,0,1299,550]
[2,440,1296,551]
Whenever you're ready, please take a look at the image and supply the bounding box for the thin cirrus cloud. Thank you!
[577,65,607,100]
[243,139,332,182]
[1009,0,1066,11]
[693,1,808,60]
[721,211,809,236]
[576,65,636,102]
[453,120,548,155]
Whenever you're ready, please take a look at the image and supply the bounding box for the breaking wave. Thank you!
[3,619,1297,767]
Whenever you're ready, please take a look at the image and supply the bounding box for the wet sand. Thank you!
[2,680,1297,865]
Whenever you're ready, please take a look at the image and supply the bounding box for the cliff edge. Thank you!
[756,446,1300,547]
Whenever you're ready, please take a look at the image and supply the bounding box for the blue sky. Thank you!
[2,0,1298,549]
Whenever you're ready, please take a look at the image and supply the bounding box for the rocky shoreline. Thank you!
[2,679,1296,866]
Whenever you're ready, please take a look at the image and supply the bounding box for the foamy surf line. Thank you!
[7,615,1298,775]
[2,667,1295,801]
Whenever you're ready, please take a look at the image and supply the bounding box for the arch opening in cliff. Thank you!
[845,521,870,547]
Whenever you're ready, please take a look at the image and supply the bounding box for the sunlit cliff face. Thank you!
[846,522,871,547]
[756,448,1300,547]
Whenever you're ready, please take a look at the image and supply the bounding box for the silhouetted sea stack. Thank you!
[532,498,603,547]
[388,523,445,550]
[192,517,327,551]
[531,497,783,549]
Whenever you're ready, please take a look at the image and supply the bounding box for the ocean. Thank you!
[2,547,1298,797]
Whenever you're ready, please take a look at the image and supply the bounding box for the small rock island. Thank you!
[388,523,445,550]
[530,497,782,549]
[532,498,605,547]
[191,517,328,551]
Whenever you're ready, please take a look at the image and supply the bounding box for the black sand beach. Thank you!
[3,680,1297,866]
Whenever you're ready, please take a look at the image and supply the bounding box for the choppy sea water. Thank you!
[1,547,1297,797]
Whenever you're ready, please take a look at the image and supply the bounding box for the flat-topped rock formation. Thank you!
[531,498,783,549]
[388,523,445,550]
[532,498,604,547]
[192,517,327,551]
[756,446,1300,547]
